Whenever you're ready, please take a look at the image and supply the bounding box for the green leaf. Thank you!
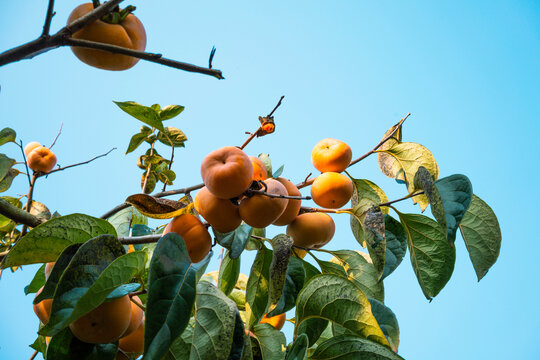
[435,174,473,244]
[214,224,252,259]
[295,274,388,347]
[258,153,272,178]
[28,200,52,221]
[162,318,195,360]
[245,244,272,329]
[330,250,385,303]
[299,256,320,282]
[0,154,16,181]
[39,235,125,336]
[378,142,439,211]
[114,101,165,131]
[351,178,390,215]
[396,211,455,300]
[142,171,157,193]
[157,127,188,147]
[29,334,47,355]
[0,168,19,192]
[0,128,16,146]
[268,234,293,308]
[369,298,400,352]
[190,281,244,360]
[253,323,287,360]
[311,335,404,360]
[382,215,407,280]
[350,202,386,281]
[413,166,446,235]
[459,194,501,281]
[296,318,328,347]
[144,233,212,360]
[272,165,284,178]
[159,105,185,120]
[126,194,192,220]
[267,256,305,318]
[1,214,117,268]
[318,258,348,277]
[151,104,162,112]
[108,206,148,237]
[24,264,46,295]
[285,333,308,360]
[132,224,154,237]
[218,250,240,296]
[45,327,117,360]
[126,132,149,155]
[34,244,81,304]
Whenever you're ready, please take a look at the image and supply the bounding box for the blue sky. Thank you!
[0,0,539,359]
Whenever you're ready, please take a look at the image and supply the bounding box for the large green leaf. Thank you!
[369,298,400,352]
[39,235,125,336]
[396,211,455,300]
[144,233,212,360]
[126,131,149,155]
[436,174,473,244]
[285,333,308,360]
[268,234,293,309]
[253,323,287,360]
[330,250,385,303]
[1,214,117,268]
[159,105,185,120]
[190,281,244,360]
[414,166,446,235]
[0,127,16,146]
[245,245,273,329]
[214,224,252,259]
[351,178,390,215]
[162,318,195,360]
[157,127,188,147]
[459,194,501,281]
[0,154,16,181]
[295,274,388,347]
[382,215,407,280]
[267,256,305,317]
[24,264,46,295]
[45,327,117,360]
[310,335,404,360]
[107,206,148,237]
[350,201,386,281]
[218,250,240,296]
[0,168,18,192]
[114,101,165,131]
[378,142,439,211]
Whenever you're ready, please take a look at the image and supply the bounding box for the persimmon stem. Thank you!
[129,295,146,311]
[245,189,311,200]
[49,123,63,150]
[239,130,259,150]
[129,289,147,297]
[239,96,284,150]
[142,141,155,194]
[379,191,424,207]
[267,95,285,117]
[29,350,38,360]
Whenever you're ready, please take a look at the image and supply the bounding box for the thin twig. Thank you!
[239,131,258,150]
[296,177,315,190]
[49,123,63,149]
[119,234,161,245]
[44,148,116,175]
[299,206,352,214]
[379,191,424,207]
[245,189,310,200]
[129,289,147,297]
[267,95,285,117]
[21,173,38,237]
[17,140,32,187]
[162,145,175,192]
[142,142,155,193]
[209,46,216,69]
[41,0,56,37]
[65,0,123,35]
[29,350,38,360]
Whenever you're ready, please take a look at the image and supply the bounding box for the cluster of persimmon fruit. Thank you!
[33,263,144,359]
[24,142,57,173]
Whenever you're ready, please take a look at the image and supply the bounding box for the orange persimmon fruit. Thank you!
[272,177,302,226]
[311,138,352,173]
[163,214,212,263]
[260,313,286,330]
[26,146,57,173]
[194,186,242,233]
[286,212,335,249]
[239,179,288,228]
[249,156,268,181]
[310,172,353,209]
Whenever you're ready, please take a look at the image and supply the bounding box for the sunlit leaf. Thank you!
[126,194,192,219]
[0,168,19,193]
[245,245,272,329]
[0,128,16,146]
[311,334,404,360]
[0,154,16,181]
[159,105,185,121]
[369,298,400,352]
[351,178,390,215]
[28,200,52,221]
[218,250,240,296]
[114,101,164,131]
[157,127,187,147]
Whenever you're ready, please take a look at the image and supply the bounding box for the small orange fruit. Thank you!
[250,156,268,181]
[310,172,353,209]
[311,138,352,173]
[117,320,144,359]
[69,295,132,344]
[286,212,335,249]
[194,186,242,233]
[272,177,302,226]
[163,214,212,263]
[239,179,288,228]
[201,146,253,199]
[24,142,42,156]
[26,146,57,173]
[33,287,53,325]
[260,313,286,330]
[122,296,144,337]
[44,262,55,280]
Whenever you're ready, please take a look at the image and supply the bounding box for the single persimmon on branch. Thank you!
[0,0,224,79]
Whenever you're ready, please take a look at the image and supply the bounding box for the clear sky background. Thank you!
[1,0,539,359]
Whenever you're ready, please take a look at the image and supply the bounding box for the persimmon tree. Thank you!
[0,1,501,360]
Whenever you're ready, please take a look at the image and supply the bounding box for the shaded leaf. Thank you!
[45,327,117,360]
[142,171,157,194]
[28,201,52,221]
[144,233,212,360]
[0,127,16,146]
[0,154,16,181]
[351,178,390,215]
[126,132,149,155]
[160,105,185,120]
[435,174,473,243]
[295,274,388,347]
[218,250,240,296]
[414,166,446,235]
[114,101,164,131]
[311,335,404,360]
[459,194,501,281]
[1,214,117,268]
[214,224,252,259]
[40,235,125,336]
[24,264,46,295]
[369,298,400,352]
[377,122,403,181]
[272,165,284,178]
[253,323,286,360]
[162,318,195,360]
[382,215,407,280]
[267,256,305,317]
[0,168,19,192]
[396,211,455,300]
[126,194,192,219]
[29,334,47,355]
[285,333,308,360]
[268,234,293,308]
[107,206,148,237]
[245,245,272,329]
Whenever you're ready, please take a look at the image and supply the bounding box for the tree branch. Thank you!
[44,148,116,176]
[0,198,45,228]
[119,234,161,245]
[42,0,56,37]
[49,123,63,150]
[379,191,424,207]
[245,189,311,200]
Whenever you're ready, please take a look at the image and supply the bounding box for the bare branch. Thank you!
[209,46,216,69]
[245,189,311,200]
[119,234,161,245]
[49,123,63,150]
[0,197,45,228]
[17,140,32,187]
[379,191,424,207]
[44,148,116,176]
[42,0,56,37]
[63,0,124,35]
[267,95,285,117]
